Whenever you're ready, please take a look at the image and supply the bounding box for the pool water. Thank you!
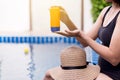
[0,44,30,80]
[0,36,98,80]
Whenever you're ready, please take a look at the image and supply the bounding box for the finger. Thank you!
[65,30,80,37]
[53,31,70,36]
[65,29,80,34]
[65,30,75,34]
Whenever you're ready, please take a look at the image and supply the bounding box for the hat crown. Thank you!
[61,46,86,67]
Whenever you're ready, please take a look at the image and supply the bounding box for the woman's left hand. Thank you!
[54,29,81,37]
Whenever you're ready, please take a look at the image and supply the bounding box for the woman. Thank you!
[55,0,120,80]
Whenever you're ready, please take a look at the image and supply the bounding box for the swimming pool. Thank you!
[0,36,97,80]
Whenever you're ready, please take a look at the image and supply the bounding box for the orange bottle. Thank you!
[50,6,60,32]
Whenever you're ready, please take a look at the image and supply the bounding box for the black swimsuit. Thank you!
[98,6,120,80]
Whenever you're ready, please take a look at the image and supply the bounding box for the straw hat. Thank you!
[48,46,100,80]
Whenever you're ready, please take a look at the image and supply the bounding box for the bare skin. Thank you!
[53,0,120,79]
[55,0,120,66]
[96,73,113,80]
[43,71,54,80]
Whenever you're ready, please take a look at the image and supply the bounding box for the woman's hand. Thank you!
[54,29,88,47]
[54,29,81,37]
[59,6,70,25]
[55,6,77,30]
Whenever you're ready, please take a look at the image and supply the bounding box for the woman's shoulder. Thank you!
[116,10,120,24]
[101,6,111,13]
[100,6,111,17]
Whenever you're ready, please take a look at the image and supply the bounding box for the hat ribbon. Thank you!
[61,63,88,70]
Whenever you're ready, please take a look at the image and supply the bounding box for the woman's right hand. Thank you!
[59,6,70,25]
[54,29,80,37]
[59,6,77,30]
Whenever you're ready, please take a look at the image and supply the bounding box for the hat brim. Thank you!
[49,64,100,80]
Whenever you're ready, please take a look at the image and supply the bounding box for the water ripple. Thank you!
[27,44,36,80]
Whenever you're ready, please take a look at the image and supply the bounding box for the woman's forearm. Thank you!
[82,33,119,66]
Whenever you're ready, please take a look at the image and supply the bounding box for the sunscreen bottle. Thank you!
[50,6,60,32]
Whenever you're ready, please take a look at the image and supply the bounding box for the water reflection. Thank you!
[27,44,35,80]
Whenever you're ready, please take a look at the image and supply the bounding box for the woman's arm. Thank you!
[59,6,109,47]
[57,6,120,66]
[78,14,120,66]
